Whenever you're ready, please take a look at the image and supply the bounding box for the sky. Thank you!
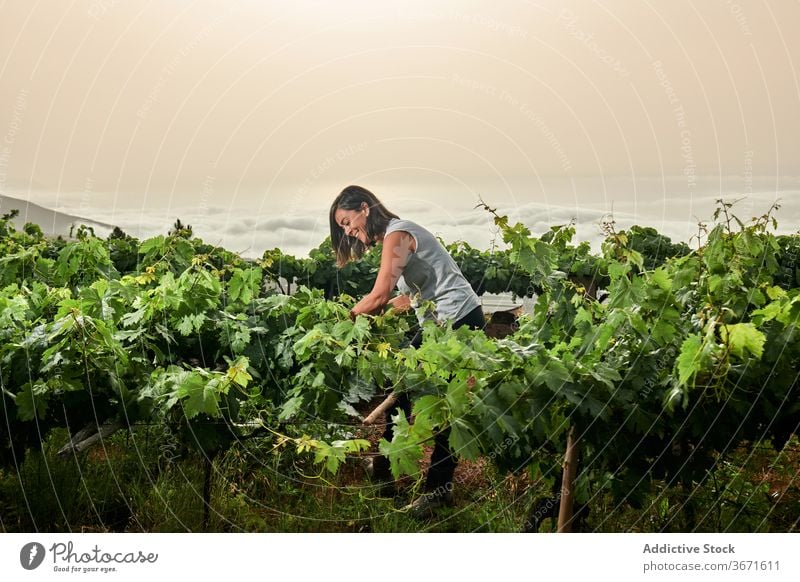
[0,0,798,257]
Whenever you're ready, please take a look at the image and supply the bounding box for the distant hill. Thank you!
[0,194,113,238]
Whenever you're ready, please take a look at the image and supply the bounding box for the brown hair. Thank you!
[329,185,399,267]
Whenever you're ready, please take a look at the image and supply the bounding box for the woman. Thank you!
[329,185,485,516]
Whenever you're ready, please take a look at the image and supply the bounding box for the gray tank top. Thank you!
[384,218,481,324]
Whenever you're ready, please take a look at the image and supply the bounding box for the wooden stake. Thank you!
[557,425,579,533]
[57,420,123,457]
[363,393,398,426]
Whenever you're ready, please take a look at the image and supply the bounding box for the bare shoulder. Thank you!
[382,229,417,254]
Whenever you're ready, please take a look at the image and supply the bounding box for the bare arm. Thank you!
[350,231,415,317]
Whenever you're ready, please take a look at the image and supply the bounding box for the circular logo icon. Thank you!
[20,542,46,570]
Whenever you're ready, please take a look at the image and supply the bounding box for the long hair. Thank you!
[329,185,399,267]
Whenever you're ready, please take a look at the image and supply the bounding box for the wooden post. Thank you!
[363,392,398,426]
[557,425,579,533]
[57,420,123,458]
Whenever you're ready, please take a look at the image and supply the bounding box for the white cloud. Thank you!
[7,183,798,262]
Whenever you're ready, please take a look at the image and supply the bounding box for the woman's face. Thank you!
[334,204,370,245]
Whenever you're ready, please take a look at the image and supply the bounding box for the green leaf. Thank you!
[378,413,423,479]
[588,362,622,389]
[334,346,355,367]
[177,314,195,336]
[347,316,371,344]
[279,396,304,421]
[139,235,165,254]
[227,267,262,305]
[331,320,351,339]
[314,439,371,474]
[541,358,571,391]
[651,320,676,345]
[449,418,481,460]
[749,288,766,307]
[650,267,671,291]
[15,382,48,421]
[229,325,251,353]
[337,401,359,417]
[294,328,327,360]
[445,378,471,416]
[752,301,783,323]
[177,373,220,419]
[332,438,371,453]
[608,261,630,280]
[766,285,786,301]
[314,442,347,474]
[720,323,766,360]
[121,307,147,328]
[226,356,253,388]
[228,271,244,303]
[708,274,723,293]
[574,307,593,326]
[412,395,447,429]
[677,334,703,386]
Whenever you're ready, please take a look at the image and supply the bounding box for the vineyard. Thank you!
[0,201,798,532]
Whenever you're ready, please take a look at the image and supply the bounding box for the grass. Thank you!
[1,429,797,533]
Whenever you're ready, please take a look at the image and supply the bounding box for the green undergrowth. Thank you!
[1,430,796,533]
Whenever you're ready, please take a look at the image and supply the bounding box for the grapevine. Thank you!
[0,201,797,531]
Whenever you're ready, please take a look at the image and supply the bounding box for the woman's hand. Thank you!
[387,294,411,313]
[349,230,414,317]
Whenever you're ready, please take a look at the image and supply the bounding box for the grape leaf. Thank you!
[378,413,423,479]
[721,323,766,360]
[677,334,704,386]
[15,382,49,421]
[177,373,220,419]
[449,418,481,460]
[226,356,253,388]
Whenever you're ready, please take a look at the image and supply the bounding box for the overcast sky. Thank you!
[1,0,798,256]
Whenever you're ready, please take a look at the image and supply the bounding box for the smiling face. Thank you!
[334,203,371,245]
[329,185,398,267]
